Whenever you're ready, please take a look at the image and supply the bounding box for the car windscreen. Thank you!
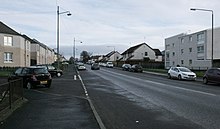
[32,68,48,74]
[179,68,191,72]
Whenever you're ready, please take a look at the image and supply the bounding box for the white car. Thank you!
[106,62,113,68]
[168,67,196,80]
[76,62,86,70]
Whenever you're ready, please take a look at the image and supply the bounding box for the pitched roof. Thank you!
[153,49,162,56]
[0,21,20,35]
[105,51,120,57]
[121,43,153,55]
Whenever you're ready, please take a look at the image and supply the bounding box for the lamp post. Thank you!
[190,8,214,67]
[57,6,71,69]
[73,37,82,63]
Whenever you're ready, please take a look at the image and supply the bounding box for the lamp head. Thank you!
[190,8,196,11]
[67,12,72,16]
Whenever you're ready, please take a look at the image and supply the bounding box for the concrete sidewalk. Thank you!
[0,65,100,129]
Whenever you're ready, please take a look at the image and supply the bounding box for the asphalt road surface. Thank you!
[79,65,220,129]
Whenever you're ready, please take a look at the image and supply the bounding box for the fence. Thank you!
[0,79,23,112]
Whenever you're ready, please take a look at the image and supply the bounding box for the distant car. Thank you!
[122,64,131,71]
[91,63,100,70]
[106,62,114,68]
[8,66,52,89]
[36,65,63,77]
[168,67,196,80]
[203,68,220,84]
[130,64,143,72]
[77,62,86,70]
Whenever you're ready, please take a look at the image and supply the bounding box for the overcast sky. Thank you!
[1,0,219,58]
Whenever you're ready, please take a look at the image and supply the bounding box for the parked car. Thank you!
[91,63,100,70]
[36,64,63,77]
[130,64,143,72]
[168,67,196,80]
[76,62,86,70]
[203,68,220,84]
[122,64,131,71]
[8,66,52,89]
[106,62,114,68]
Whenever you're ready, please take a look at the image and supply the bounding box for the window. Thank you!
[189,59,192,65]
[197,33,205,42]
[181,49,184,54]
[189,36,192,42]
[172,52,175,56]
[172,61,175,66]
[181,60,184,65]
[197,46,204,53]
[4,52,13,62]
[181,38,184,43]
[172,43,175,48]
[4,36,13,46]
[189,48,192,53]
[145,52,148,56]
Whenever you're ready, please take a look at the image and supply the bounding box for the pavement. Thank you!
[0,65,100,129]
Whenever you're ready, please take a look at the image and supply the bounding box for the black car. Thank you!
[122,64,131,71]
[36,65,63,77]
[130,64,143,72]
[91,63,100,70]
[203,68,220,84]
[8,66,52,89]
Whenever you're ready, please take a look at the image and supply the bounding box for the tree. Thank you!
[69,57,74,64]
[80,51,90,63]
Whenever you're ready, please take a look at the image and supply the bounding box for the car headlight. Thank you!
[182,73,187,76]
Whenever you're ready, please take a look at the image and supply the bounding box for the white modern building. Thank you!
[165,27,220,69]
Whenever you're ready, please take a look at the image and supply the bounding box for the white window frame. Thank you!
[4,36,13,46]
[4,52,13,63]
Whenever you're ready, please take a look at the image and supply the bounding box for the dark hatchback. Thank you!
[203,68,220,85]
[36,65,63,77]
[130,64,143,72]
[8,66,52,89]
[91,63,100,70]
[122,64,131,71]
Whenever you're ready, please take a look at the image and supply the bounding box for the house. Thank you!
[121,43,162,62]
[165,27,220,69]
[31,39,55,65]
[0,21,31,67]
[105,51,122,63]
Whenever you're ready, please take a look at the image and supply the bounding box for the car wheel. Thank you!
[203,77,208,84]
[26,82,32,89]
[56,72,62,77]
[168,73,171,79]
[178,75,182,80]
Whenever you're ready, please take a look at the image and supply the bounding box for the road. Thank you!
[79,65,220,129]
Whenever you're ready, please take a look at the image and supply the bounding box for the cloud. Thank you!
[1,0,220,58]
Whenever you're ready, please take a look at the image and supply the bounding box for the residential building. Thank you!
[0,21,31,67]
[105,51,122,63]
[165,27,220,69]
[31,39,55,65]
[121,43,162,62]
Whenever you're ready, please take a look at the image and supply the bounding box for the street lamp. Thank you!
[190,8,214,67]
[57,6,71,69]
[73,37,82,63]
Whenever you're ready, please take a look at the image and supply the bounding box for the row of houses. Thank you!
[0,21,63,67]
[90,43,164,67]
